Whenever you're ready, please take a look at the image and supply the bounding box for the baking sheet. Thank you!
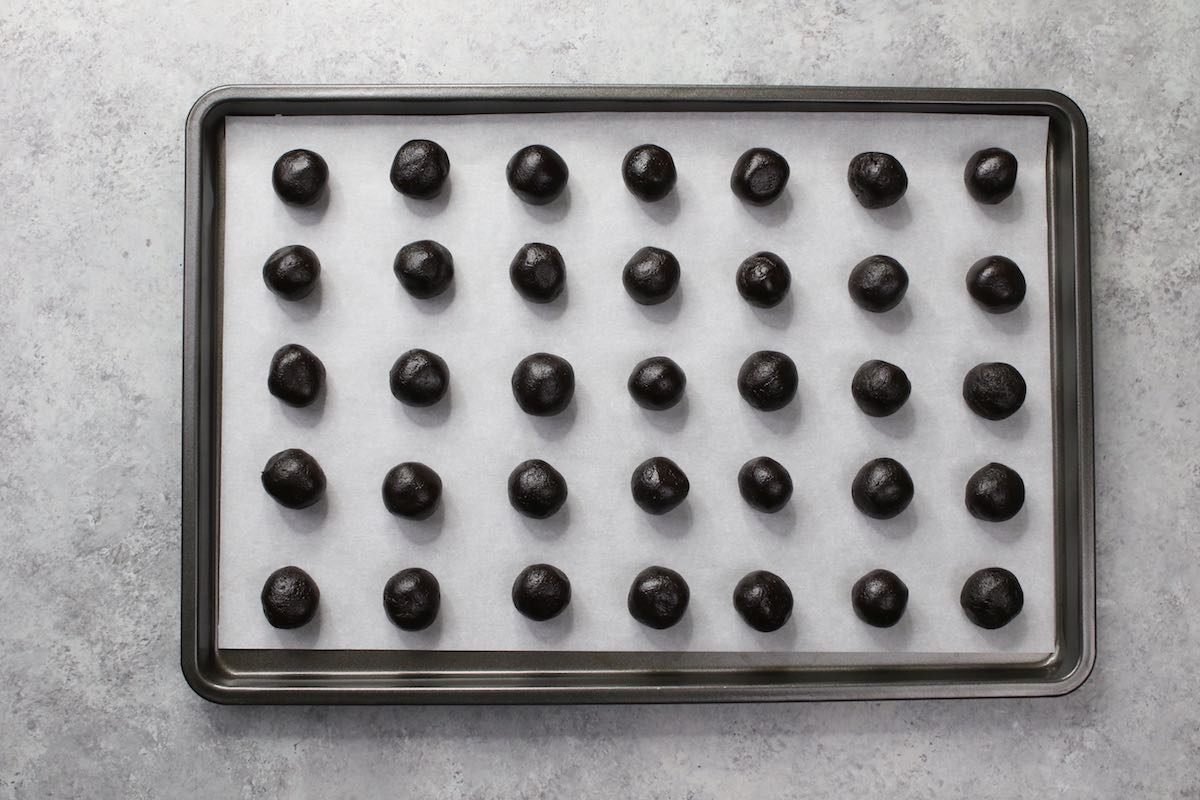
[218,111,1052,654]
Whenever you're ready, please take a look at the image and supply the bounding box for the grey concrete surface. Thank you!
[1,0,1197,796]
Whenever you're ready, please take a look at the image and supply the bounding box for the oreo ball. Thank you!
[628,566,689,629]
[272,149,328,206]
[511,353,575,416]
[851,359,910,417]
[267,343,325,408]
[623,246,680,305]
[261,566,320,629]
[627,356,686,411]
[848,254,908,312]
[847,152,907,209]
[512,564,571,621]
[261,448,326,509]
[630,456,689,515]
[737,350,798,411]
[967,255,1026,313]
[262,244,321,301]
[851,569,909,627]
[389,348,449,407]
[382,568,441,631]
[851,457,913,519]
[508,459,568,519]
[730,147,789,206]
[964,147,1018,204]
[381,461,442,520]
[737,456,793,513]
[622,144,677,201]
[393,239,454,299]
[733,570,794,632]
[965,462,1025,522]
[960,567,1024,629]
[390,139,450,199]
[963,362,1026,420]
[506,145,569,205]
[509,242,565,303]
[736,251,792,308]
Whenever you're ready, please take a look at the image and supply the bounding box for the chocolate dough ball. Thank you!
[960,567,1024,629]
[623,246,680,305]
[272,149,328,206]
[262,244,321,301]
[512,564,571,621]
[509,242,565,303]
[390,139,450,199]
[848,254,908,312]
[261,448,326,509]
[963,362,1026,420]
[851,457,914,519]
[630,456,689,515]
[627,356,686,410]
[511,353,575,416]
[506,144,569,205]
[628,566,689,629]
[967,255,1026,313]
[737,456,793,513]
[737,350,798,411]
[964,147,1018,204]
[851,359,910,417]
[736,251,792,308]
[851,569,909,628]
[965,462,1025,522]
[389,348,449,407]
[261,566,320,629]
[508,459,568,519]
[267,343,325,407]
[382,568,441,631]
[381,462,442,519]
[733,570,794,632]
[847,152,907,209]
[622,144,677,201]
[730,147,789,206]
[393,239,454,299]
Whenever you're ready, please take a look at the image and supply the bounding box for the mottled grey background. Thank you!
[1,0,1197,796]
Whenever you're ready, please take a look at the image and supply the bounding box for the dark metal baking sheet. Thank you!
[182,85,1094,704]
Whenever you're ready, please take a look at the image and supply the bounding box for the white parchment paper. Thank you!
[219,111,1052,655]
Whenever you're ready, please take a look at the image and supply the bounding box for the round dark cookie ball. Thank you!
[851,457,914,519]
[627,356,687,411]
[261,448,326,509]
[960,567,1024,629]
[512,564,571,621]
[389,348,449,407]
[965,462,1025,522]
[966,255,1026,313]
[272,149,328,206]
[628,566,690,629]
[737,350,798,412]
[267,343,325,408]
[851,359,911,417]
[261,566,320,629]
[382,568,441,631]
[847,152,908,209]
[622,144,677,201]
[964,147,1018,204]
[630,456,689,515]
[851,569,909,628]
[506,145,569,205]
[381,462,442,520]
[623,246,681,305]
[390,139,450,199]
[733,570,794,632]
[393,240,454,299]
[511,353,575,416]
[736,251,792,308]
[848,254,908,312]
[509,242,566,303]
[962,362,1026,420]
[737,456,793,513]
[730,147,789,206]
[508,459,568,519]
[262,244,321,301]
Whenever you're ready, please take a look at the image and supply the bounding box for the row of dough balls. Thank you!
[258,562,1025,633]
[270,141,1019,208]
